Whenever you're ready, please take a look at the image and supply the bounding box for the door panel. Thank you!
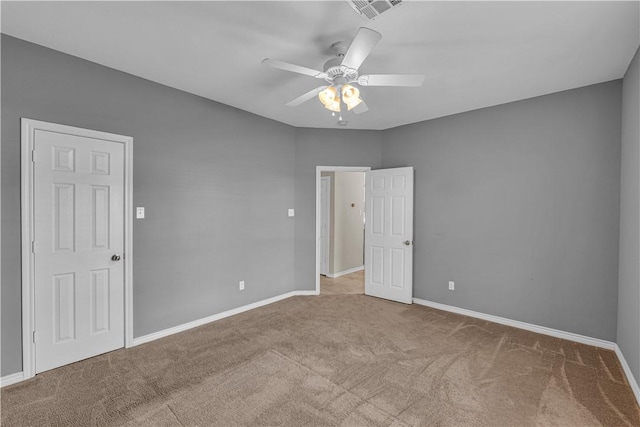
[53,273,76,342]
[34,129,125,373]
[53,183,76,252]
[390,248,405,288]
[364,167,414,304]
[91,268,111,334]
[91,185,111,249]
[391,196,405,235]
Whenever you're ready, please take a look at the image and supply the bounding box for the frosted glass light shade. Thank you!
[325,99,341,112]
[342,84,362,110]
[318,86,338,106]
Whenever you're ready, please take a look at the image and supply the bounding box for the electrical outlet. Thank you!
[448,281,455,291]
[239,281,245,291]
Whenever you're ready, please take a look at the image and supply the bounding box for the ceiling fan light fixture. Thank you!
[264,27,424,118]
[341,84,363,110]
[346,99,362,111]
[318,86,338,106]
[341,84,359,101]
[324,99,341,112]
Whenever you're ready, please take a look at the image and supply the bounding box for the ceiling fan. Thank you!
[262,27,424,118]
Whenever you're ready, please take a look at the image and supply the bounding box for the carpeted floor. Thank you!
[2,294,639,426]
[320,270,364,295]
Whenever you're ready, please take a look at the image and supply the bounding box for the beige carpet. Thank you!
[2,295,639,426]
[320,270,364,295]
[125,350,404,426]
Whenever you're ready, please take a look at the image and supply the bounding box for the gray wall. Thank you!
[618,47,640,385]
[294,128,382,290]
[381,81,622,341]
[1,35,297,375]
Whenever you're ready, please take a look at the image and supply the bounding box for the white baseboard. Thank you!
[295,290,320,296]
[412,298,616,350]
[614,344,640,406]
[133,291,312,346]
[1,371,24,388]
[327,265,364,279]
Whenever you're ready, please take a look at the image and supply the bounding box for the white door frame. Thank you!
[315,166,370,294]
[20,118,134,380]
[320,175,331,276]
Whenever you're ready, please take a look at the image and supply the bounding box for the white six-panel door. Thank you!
[364,167,414,304]
[33,129,125,373]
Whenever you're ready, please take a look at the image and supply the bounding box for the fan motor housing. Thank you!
[323,57,358,84]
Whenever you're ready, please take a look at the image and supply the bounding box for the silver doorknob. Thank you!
[111,254,121,261]
[404,240,412,246]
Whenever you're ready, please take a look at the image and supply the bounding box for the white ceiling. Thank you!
[2,1,639,130]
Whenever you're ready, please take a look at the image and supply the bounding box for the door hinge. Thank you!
[31,241,35,253]
[32,331,36,343]
[31,150,35,163]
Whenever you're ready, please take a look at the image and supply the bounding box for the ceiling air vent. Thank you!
[345,0,404,21]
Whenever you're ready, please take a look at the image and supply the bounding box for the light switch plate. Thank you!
[136,207,145,219]
[288,209,295,217]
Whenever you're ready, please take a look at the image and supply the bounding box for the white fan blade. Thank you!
[352,100,369,115]
[285,86,327,107]
[262,58,327,79]
[358,74,425,87]
[341,28,382,70]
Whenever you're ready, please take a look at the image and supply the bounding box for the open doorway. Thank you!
[315,166,370,295]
